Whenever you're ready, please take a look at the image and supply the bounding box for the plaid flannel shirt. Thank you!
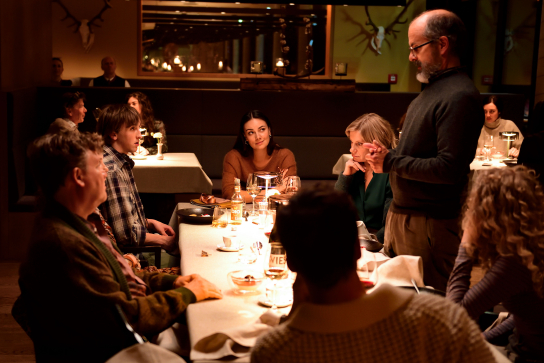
[100,145,147,246]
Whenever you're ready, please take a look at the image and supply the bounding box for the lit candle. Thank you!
[197,63,201,71]
[167,64,172,71]
[218,61,223,71]
[162,62,168,69]
[182,65,187,72]
[189,65,194,72]
[276,59,284,67]
[174,57,181,65]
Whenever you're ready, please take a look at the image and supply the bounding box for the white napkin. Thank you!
[190,310,281,361]
[357,249,390,273]
[370,255,425,288]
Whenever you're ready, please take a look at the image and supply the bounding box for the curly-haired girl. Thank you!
[447,166,544,362]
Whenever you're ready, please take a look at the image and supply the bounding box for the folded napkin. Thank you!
[370,255,425,289]
[357,249,390,273]
[190,310,281,361]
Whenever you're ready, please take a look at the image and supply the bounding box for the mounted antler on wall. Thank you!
[52,0,112,53]
[365,0,414,55]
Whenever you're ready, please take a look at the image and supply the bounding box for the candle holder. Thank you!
[335,63,348,77]
[500,131,519,158]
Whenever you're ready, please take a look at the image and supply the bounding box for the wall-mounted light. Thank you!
[251,61,263,74]
[335,63,347,76]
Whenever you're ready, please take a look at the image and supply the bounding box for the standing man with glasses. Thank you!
[365,10,483,291]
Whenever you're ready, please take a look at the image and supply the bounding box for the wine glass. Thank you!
[483,135,493,162]
[264,242,288,310]
[246,173,260,216]
[136,128,147,155]
[285,176,301,195]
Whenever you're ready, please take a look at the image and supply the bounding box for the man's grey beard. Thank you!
[415,60,442,83]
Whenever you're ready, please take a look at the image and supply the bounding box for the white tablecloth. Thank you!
[469,157,508,170]
[333,153,508,175]
[173,203,287,363]
[131,153,212,194]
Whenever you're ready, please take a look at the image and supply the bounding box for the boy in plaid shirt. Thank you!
[97,104,178,254]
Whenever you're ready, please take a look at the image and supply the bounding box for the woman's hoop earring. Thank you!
[269,134,272,137]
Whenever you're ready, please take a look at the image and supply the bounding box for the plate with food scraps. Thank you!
[176,208,213,224]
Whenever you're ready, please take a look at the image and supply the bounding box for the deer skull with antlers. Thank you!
[365,0,414,55]
[52,0,112,53]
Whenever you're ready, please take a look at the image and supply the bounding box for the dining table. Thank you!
[168,202,428,362]
[170,203,291,363]
[131,153,212,194]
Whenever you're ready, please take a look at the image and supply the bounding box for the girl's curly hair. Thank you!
[463,166,544,296]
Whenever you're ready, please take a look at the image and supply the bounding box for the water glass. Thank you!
[238,246,258,264]
[285,176,301,195]
[258,201,268,229]
[212,207,228,228]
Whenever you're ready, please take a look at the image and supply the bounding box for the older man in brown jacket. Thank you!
[14,131,221,362]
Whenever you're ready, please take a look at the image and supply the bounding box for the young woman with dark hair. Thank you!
[477,95,523,158]
[126,91,168,155]
[222,110,297,201]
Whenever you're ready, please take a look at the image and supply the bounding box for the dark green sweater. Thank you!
[383,68,483,219]
[335,171,392,243]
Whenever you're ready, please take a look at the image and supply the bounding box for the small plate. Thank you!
[258,296,293,308]
[217,244,243,252]
[502,159,518,167]
[131,155,147,160]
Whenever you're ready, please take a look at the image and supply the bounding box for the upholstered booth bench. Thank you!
[6,86,526,209]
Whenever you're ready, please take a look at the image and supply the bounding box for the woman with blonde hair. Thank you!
[335,113,397,243]
[447,166,544,362]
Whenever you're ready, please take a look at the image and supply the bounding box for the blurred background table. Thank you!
[132,153,212,194]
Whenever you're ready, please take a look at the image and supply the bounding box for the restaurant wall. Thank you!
[472,0,537,94]
[534,2,544,104]
[0,0,51,261]
[0,0,51,89]
[52,0,138,81]
[331,1,426,93]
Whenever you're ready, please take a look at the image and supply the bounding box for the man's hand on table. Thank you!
[174,273,223,301]
[364,140,389,173]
